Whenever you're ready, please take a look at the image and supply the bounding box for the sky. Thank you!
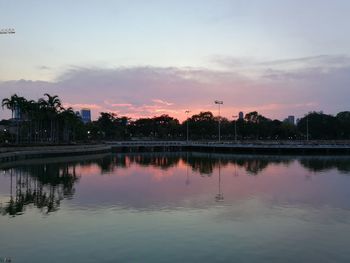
[1,0,350,121]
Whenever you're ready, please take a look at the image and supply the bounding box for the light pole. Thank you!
[185,110,191,143]
[306,115,309,141]
[232,115,238,142]
[0,28,15,35]
[215,100,223,142]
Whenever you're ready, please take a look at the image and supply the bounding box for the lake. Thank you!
[1,152,350,263]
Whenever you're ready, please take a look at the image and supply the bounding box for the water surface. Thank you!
[1,152,350,263]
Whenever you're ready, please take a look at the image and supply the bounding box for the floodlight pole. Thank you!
[0,28,15,35]
[306,116,309,141]
[232,115,238,142]
[185,110,191,143]
[215,100,223,142]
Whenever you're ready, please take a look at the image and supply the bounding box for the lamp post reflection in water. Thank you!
[10,169,13,204]
[215,161,224,202]
[185,152,190,186]
[234,163,239,177]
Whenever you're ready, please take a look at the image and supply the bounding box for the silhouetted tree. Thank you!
[297,112,338,140]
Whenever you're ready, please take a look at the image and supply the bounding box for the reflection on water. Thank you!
[0,163,79,216]
[1,152,350,217]
[1,152,350,262]
[300,157,350,173]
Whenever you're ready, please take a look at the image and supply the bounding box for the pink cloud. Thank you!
[64,103,103,110]
[152,99,174,106]
[110,103,134,107]
[1,58,349,121]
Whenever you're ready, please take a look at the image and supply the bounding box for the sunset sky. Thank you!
[1,0,350,121]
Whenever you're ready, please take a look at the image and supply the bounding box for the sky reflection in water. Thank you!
[1,153,350,263]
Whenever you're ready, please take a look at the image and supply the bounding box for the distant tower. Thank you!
[14,106,21,120]
[288,115,295,125]
[238,111,244,120]
[284,115,295,125]
[80,108,91,124]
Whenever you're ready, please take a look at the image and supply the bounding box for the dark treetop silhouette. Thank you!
[2,94,350,144]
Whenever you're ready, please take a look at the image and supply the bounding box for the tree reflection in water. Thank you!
[1,152,350,217]
[93,153,276,176]
[300,157,350,173]
[1,163,79,217]
[103,153,350,177]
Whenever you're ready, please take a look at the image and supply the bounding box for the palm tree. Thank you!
[15,96,28,143]
[21,99,38,143]
[2,94,17,119]
[40,93,62,110]
[2,94,27,143]
[39,94,62,143]
[1,93,84,144]
[59,107,81,142]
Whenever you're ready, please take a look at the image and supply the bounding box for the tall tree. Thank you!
[297,112,338,140]
[39,94,62,142]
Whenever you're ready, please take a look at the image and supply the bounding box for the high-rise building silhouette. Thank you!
[284,115,295,125]
[80,108,91,124]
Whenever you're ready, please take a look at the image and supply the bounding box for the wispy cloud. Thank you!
[63,103,103,111]
[211,54,350,77]
[259,55,350,67]
[37,65,52,71]
[152,99,174,106]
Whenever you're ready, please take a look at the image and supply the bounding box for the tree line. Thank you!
[1,94,350,144]
[1,94,83,144]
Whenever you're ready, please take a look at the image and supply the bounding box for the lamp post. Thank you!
[0,28,15,35]
[185,110,191,143]
[232,115,238,142]
[215,100,223,142]
[306,116,309,141]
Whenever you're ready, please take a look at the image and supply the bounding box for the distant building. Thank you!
[75,111,81,118]
[284,115,295,125]
[80,108,91,124]
[14,106,21,120]
[239,111,244,120]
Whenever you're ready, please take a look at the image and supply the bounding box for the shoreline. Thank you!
[0,144,111,163]
[1,141,350,164]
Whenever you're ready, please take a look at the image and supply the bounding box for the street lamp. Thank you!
[0,28,15,35]
[232,115,238,142]
[306,116,309,141]
[214,100,223,142]
[185,110,191,143]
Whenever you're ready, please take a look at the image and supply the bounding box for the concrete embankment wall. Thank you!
[0,144,111,163]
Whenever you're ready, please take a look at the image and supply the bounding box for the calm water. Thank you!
[1,152,350,263]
